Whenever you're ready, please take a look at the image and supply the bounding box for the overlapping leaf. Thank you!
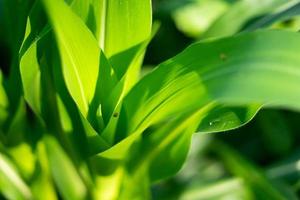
[70,0,152,83]
[100,30,300,160]
[42,0,101,117]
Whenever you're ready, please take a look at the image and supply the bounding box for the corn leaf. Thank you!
[88,0,152,59]
[52,0,153,141]
[42,0,101,117]
[127,104,215,182]
[100,30,300,159]
[68,0,152,78]
[19,20,44,116]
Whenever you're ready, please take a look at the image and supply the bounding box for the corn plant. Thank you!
[1,0,300,199]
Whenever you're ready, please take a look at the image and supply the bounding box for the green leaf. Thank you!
[44,135,87,200]
[5,99,28,145]
[125,30,300,135]
[0,71,8,109]
[42,0,101,117]
[53,0,153,144]
[243,1,300,32]
[20,10,111,155]
[89,0,152,59]
[19,20,43,116]
[0,152,32,200]
[197,105,260,133]
[212,141,287,199]
[47,32,111,155]
[179,178,248,200]
[87,0,152,103]
[127,103,215,182]
[19,2,49,114]
[30,141,57,200]
[100,24,160,144]
[0,71,8,127]
[100,30,300,159]
[202,0,287,39]
[69,0,90,22]
[69,0,152,79]
[2,0,34,119]
[172,0,229,37]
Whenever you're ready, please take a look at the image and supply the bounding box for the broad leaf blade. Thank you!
[92,0,152,59]
[19,20,42,116]
[127,104,215,182]
[100,25,160,144]
[100,30,300,159]
[70,0,152,79]
[42,0,100,117]
[122,30,300,135]
[88,0,152,93]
